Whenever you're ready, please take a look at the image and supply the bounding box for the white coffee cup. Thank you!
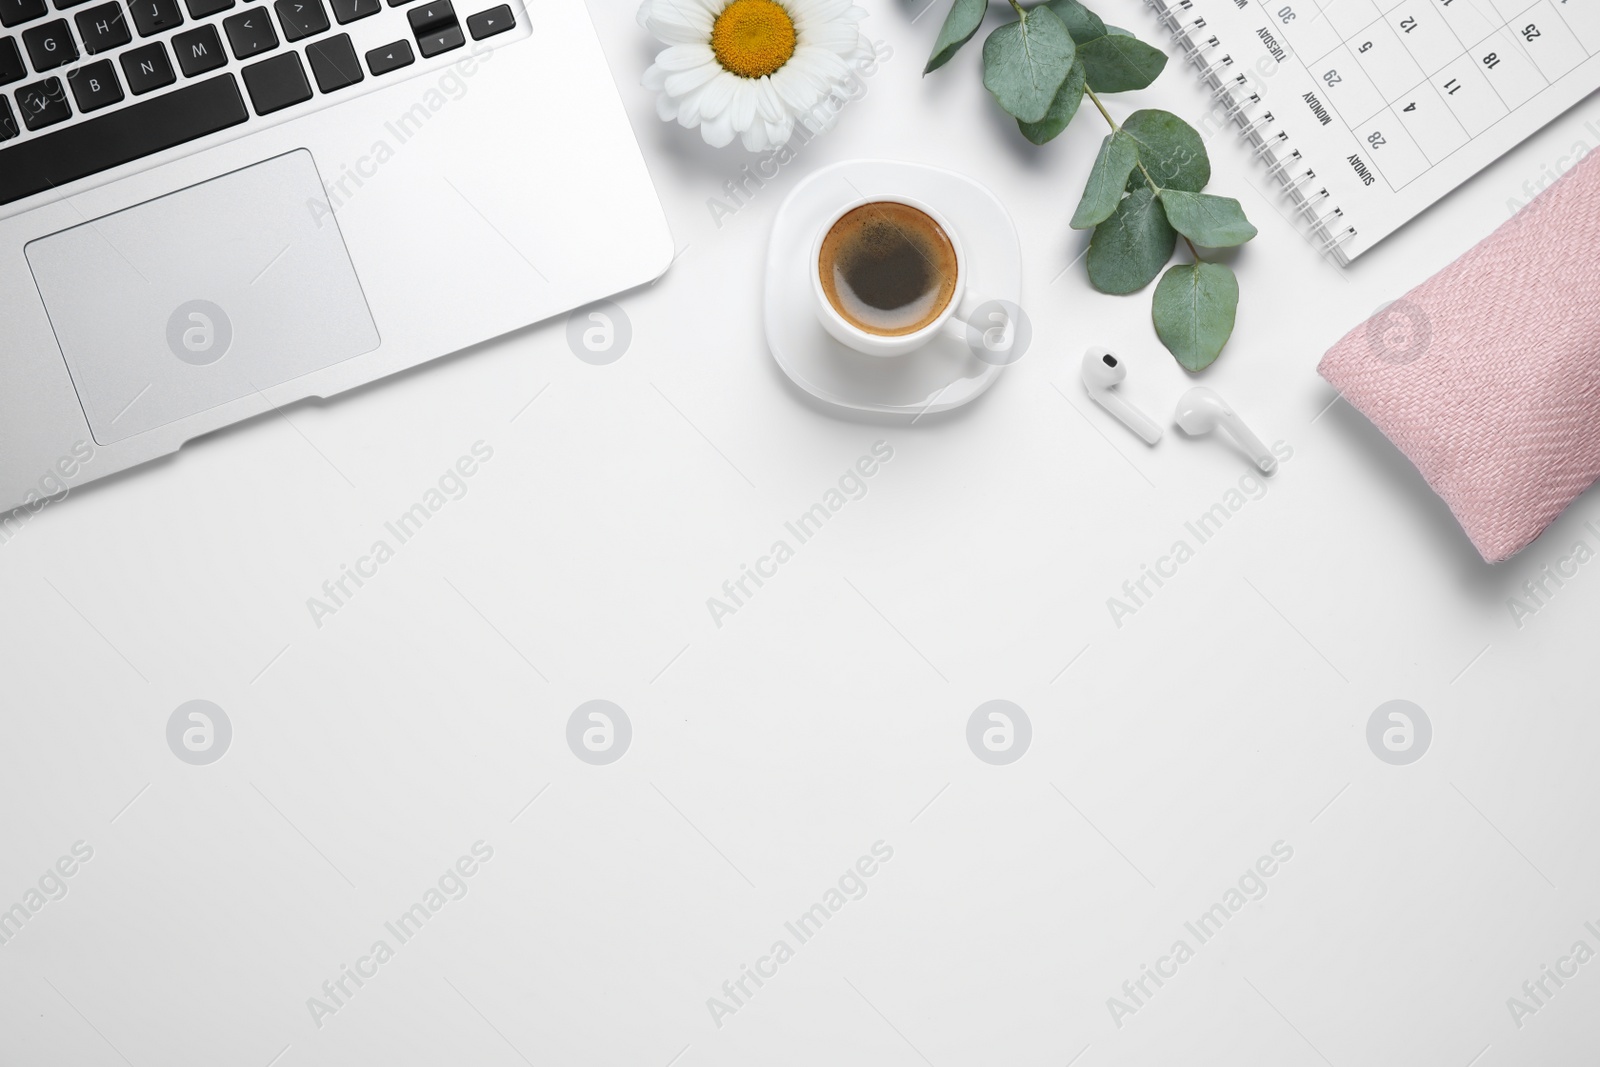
[810,194,1011,359]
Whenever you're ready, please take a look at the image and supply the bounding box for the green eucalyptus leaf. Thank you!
[1045,0,1106,43]
[1078,32,1168,92]
[1120,109,1209,192]
[1157,190,1258,247]
[1071,129,1139,228]
[1104,24,1133,34]
[982,6,1076,123]
[1152,261,1239,371]
[1086,187,1176,294]
[1018,59,1086,144]
[925,0,988,74]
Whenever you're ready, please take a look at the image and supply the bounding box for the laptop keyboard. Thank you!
[0,0,519,205]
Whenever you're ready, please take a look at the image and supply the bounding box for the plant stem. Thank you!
[1083,85,1201,262]
[1084,84,1116,126]
[1007,0,1024,14]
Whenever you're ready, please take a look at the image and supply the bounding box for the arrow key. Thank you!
[365,37,412,74]
[416,22,459,54]
[407,0,461,55]
[466,3,509,39]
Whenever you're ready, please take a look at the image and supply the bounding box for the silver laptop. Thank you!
[0,0,670,513]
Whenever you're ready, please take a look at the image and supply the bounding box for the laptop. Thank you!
[0,0,671,514]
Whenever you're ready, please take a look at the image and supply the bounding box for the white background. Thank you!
[3,1,1600,1064]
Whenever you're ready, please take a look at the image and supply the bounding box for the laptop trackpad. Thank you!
[26,149,379,446]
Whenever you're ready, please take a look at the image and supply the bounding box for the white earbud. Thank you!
[1174,387,1277,474]
[1081,348,1163,445]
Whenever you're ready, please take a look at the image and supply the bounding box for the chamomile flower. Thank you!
[638,0,872,152]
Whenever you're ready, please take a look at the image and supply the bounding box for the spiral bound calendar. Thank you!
[1147,0,1600,263]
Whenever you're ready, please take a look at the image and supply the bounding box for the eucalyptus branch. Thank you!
[1084,86,1201,262]
[925,0,1256,370]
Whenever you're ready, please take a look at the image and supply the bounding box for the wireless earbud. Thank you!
[1174,387,1277,474]
[1081,348,1163,445]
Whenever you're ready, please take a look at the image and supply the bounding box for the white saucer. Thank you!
[764,160,1023,416]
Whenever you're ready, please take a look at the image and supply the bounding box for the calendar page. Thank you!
[1160,0,1600,261]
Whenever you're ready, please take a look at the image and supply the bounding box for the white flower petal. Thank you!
[654,43,717,71]
[643,3,715,43]
[784,0,832,19]
[769,64,821,112]
[754,78,783,123]
[638,0,717,30]
[646,17,714,43]
[676,83,709,126]
[792,0,853,26]
[696,70,740,123]
[799,20,862,53]
[729,79,759,136]
[792,45,849,84]
[700,110,737,147]
[664,61,722,96]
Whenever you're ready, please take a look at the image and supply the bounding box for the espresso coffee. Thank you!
[819,202,959,337]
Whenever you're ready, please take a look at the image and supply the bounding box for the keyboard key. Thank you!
[407,0,457,56]
[406,0,445,31]
[364,37,409,73]
[126,0,178,34]
[183,0,230,15]
[0,36,23,83]
[22,19,74,68]
[223,5,274,57]
[0,95,16,138]
[75,1,129,52]
[119,38,170,91]
[67,56,119,108]
[305,29,356,90]
[171,23,222,74]
[416,20,457,54]
[328,0,371,22]
[0,0,45,28]
[15,75,69,127]
[0,73,243,203]
[273,0,324,39]
[465,3,507,39]
[240,48,305,112]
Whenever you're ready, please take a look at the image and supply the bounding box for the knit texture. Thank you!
[1317,146,1600,563]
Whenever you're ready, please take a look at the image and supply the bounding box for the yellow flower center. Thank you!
[711,0,796,79]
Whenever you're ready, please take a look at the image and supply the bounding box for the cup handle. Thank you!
[942,290,1018,359]
[940,290,982,342]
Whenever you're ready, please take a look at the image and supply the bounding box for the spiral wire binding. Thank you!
[1145,0,1358,261]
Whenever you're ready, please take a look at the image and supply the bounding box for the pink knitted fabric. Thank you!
[1318,146,1600,563]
